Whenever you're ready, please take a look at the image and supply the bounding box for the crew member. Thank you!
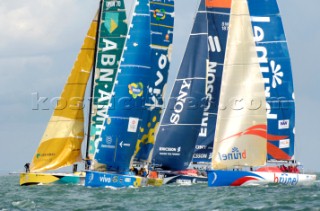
[24,163,30,173]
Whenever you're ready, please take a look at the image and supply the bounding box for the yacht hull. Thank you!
[20,172,85,186]
[85,171,162,188]
[162,173,207,185]
[207,170,317,187]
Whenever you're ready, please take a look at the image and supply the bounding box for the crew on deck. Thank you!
[24,163,30,173]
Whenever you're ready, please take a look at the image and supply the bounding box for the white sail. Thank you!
[211,0,267,169]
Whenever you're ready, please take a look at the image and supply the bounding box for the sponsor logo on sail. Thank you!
[208,36,221,52]
[104,13,119,34]
[106,1,121,9]
[106,136,112,145]
[251,17,279,120]
[153,9,166,21]
[195,145,207,150]
[128,82,143,99]
[218,147,246,161]
[147,54,167,108]
[159,146,181,156]
[278,120,290,129]
[199,61,218,137]
[128,117,139,133]
[92,38,119,143]
[193,153,207,159]
[36,153,55,159]
[279,139,290,149]
[159,147,181,152]
[170,80,191,124]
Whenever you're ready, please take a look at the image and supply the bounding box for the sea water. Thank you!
[1,174,320,210]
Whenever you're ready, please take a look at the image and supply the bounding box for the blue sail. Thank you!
[152,0,208,170]
[192,3,231,163]
[134,0,175,162]
[88,0,128,159]
[248,0,295,160]
[93,0,153,172]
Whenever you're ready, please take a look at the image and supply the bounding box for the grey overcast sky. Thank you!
[0,0,319,175]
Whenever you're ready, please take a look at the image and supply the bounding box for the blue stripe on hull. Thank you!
[207,170,306,187]
[207,170,264,187]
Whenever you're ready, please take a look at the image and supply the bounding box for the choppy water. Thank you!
[1,174,320,210]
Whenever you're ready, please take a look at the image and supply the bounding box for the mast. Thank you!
[85,0,103,168]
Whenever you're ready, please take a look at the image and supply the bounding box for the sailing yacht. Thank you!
[207,0,316,187]
[149,0,210,185]
[19,8,99,186]
[20,0,143,185]
[84,0,175,188]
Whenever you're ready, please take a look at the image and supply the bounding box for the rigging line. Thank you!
[85,0,103,164]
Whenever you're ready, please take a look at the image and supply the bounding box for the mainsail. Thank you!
[133,0,175,162]
[211,0,267,169]
[88,0,128,160]
[30,12,99,172]
[247,0,295,161]
[92,0,164,172]
[192,0,231,164]
[152,0,208,170]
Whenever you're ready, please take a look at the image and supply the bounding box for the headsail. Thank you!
[152,0,208,170]
[192,0,231,164]
[133,0,175,162]
[248,0,295,161]
[88,0,128,160]
[30,12,99,172]
[211,0,267,169]
[92,0,156,172]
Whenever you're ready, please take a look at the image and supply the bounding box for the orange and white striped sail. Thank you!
[30,13,98,172]
[211,0,267,169]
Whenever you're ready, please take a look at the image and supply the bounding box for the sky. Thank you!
[0,0,319,175]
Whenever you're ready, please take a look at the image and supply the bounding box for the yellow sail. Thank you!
[30,13,98,172]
